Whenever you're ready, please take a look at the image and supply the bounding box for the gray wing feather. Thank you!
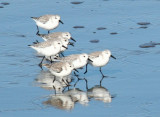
[37,15,53,24]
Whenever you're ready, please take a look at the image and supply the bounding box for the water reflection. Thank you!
[35,70,72,93]
[87,85,112,103]
[43,94,74,110]
[35,72,113,110]
[64,88,89,105]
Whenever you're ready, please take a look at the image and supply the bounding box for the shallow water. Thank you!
[1,0,160,117]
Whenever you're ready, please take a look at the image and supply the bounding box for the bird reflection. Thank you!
[43,94,74,110]
[35,70,73,93]
[35,73,113,110]
[84,77,112,103]
[64,88,89,105]
[87,85,112,103]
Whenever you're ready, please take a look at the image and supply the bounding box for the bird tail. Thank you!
[31,17,38,21]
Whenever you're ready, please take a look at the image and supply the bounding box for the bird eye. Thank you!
[84,56,86,57]
[66,35,68,36]
[65,40,67,42]
[58,43,60,44]
[70,66,72,67]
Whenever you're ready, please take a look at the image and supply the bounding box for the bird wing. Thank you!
[50,65,62,73]
[31,40,52,48]
[38,15,52,24]
[50,62,66,73]
[59,54,79,62]
[89,51,101,59]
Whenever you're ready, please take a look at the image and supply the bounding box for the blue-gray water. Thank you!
[0,0,160,117]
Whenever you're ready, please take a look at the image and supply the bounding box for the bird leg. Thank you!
[53,85,57,95]
[38,56,45,69]
[84,78,88,90]
[84,63,88,74]
[50,56,53,63]
[99,67,107,78]
[74,71,79,77]
[36,25,39,35]
[100,76,105,86]
[60,53,65,57]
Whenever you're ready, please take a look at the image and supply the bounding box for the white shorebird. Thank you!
[38,32,76,42]
[31,14,63,34]
[42,62,75,85]
[55,53,89,69]
[84,49,116,77]
[28,40,67,68]
[35,37,73,60]
[54,53,91,76]
[46,37,73,58]
[45,37,73,53]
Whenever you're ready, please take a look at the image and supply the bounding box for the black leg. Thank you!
[62,78,70,87]
[60,53,65,57]
[84,63,88,74]
[36,26,39,35]
[74,75,87,88]
[53,76,56,83]
[53,85,56,95]
[74,71,79,77]
[73,77,79,87]
[99,67,106,78]
[48,30,50,34]
[39,56,45,69]
[100,76,105,86]
[84,78,88,90]
[50,56,53,63]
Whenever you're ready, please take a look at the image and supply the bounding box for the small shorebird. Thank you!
[31,14,63,34]
[42,62,75,83]
[84,49,116,77]
[38,32,76,42]
[28,40,67,68]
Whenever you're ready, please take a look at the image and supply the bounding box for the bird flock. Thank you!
[29,14,116,93]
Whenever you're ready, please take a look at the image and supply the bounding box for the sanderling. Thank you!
[54,53,90,76]
[31,14,63,34]
[42,62,74,81]
[44,37,73,58]
[28,40,67,67]
[84,49,116,77]
[47,37,70,52]
[38,32,76,42]
[55,53,89,69]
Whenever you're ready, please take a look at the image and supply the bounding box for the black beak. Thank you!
[59,20,64,24]
[70,37,76,42]
[111,55,116,59]
[74,69,79,73]
[62,45,68,49]
[88,58,93,62]
[68,42,74,47]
